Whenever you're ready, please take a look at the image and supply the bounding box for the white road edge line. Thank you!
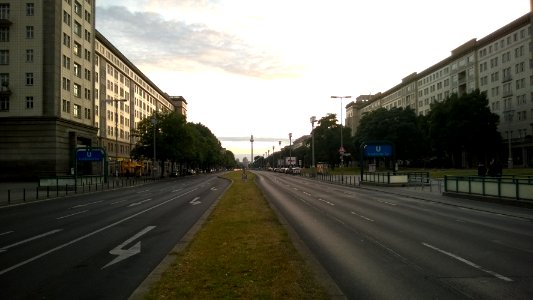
[0,231,14,237]
[422,242,513,282]
[56,210,89,220]
[0,229,63,252]
[0,188,198,276]
[70,201,103,209]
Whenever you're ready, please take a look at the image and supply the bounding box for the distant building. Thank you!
[0,1,186,179]
[347,12,533,166]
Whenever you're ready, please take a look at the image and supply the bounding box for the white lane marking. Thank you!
[318,198,335,206]
[110,199,127,205]
[351,211,374,222]
[189,197,201,205]
[56,210,89,220]
[136,189,150,194]
[422,242,513,282]
[210,187,217,191]
[303,192,311,196]
[0,231,14,237]
[377,200,397,206]
[172,188,183,192]
[102,226,156,269]
[128,198,152,207]
[0,229,63,252]
[0,188,198,276]
[70,200,103,209]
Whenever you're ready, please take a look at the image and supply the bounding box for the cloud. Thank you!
[95,5,300,78]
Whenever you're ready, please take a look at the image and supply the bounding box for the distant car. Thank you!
[170,171,179,177]
[291,167,301,174]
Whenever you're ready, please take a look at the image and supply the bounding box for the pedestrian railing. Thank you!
[444,175,533,201]
[1,176,159,206]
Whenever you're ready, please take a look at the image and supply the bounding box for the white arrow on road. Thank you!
[102,226,156,269]
[189,197,201,205]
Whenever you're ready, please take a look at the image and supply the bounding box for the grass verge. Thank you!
[145,171,329,299]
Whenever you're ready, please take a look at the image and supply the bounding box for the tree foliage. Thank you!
[131,111,235,175]
[427,90,501,167]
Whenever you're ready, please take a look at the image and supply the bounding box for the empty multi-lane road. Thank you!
[0,174,229,299]
[255,171,533,299]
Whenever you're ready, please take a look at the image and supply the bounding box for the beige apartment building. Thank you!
[347,12,533,167]
[0,0,186,180]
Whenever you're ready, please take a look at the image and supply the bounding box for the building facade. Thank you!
[0,1,185,180]
[348,12,533,167]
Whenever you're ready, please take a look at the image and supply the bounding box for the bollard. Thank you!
[96,182,98,191]
[36,187,39,200]
[7,190,10,205]
[47,186,50,198]
[66,185,68,195]
[23,188,26,202]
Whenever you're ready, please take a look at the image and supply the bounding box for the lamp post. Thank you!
[331,96,351,168]
[278,140,282,167]
[250,135,254,169]
[151,115,158,177]
[310,116,317,169]
[288,133,292,167]
[267,150,270,168]
[105,98,127,177]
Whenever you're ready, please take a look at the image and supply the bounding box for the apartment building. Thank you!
[348,12,533,166]
[0,1,185,179]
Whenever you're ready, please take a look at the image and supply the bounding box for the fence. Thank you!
[1,176,159,206]
[444,175,533,201]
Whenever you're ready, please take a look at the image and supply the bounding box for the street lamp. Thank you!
[278,140,282,166]
[331,96,351,167]
[310,116,317,169]
[288,133,292,167]
[105,98,127,177]
[151,115,158,177]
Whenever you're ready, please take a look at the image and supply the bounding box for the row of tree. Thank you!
[130,112,237,175]
[255,90,503,169]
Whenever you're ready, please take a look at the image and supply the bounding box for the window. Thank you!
[25,96,34,109]
[0,95,8,111]
[84,88,91,100]
[62,77,70,91]
[73,62,81,77]
[84,69,91,80]
[0,50,9,65]
[26,3,34,16]
[73,41,81,56]
[0,4,9,19]
[0,73,8,86]
[62,99,70,112]
[62,55,70,69]
[0,27,9,42]
[84,29,90,42]
[73,104,81,118]
[26,26,34,39]
[74,1,82,16]
[63,33,71,47]
[73,21,81,36]
[26,49,33,62]
[63,11,71,26]
[84,10,91,23]
[84,49,91,62]
[73,83,81,97]
[25,73,34,85]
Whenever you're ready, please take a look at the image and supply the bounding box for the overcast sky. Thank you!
[95,0,529,159]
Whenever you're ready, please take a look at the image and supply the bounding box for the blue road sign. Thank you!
[76,148,104,161]
[363,144,392,157]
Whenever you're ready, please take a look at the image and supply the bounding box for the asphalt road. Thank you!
[255,170,533,299]
[0,174,230,300]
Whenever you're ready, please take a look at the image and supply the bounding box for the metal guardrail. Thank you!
[444,175,533,201]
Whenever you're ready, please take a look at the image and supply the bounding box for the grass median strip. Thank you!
[146,171,329,299]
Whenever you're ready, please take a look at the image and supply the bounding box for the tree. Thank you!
[313,113,352,168]
[427,90,501,168]
[354,107,428,162]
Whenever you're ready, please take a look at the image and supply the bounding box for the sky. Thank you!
[95,0,530,160]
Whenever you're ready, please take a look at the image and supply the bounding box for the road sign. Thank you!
[339,146,345,154]
[363,144,392,157]
[76,148,104,161]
